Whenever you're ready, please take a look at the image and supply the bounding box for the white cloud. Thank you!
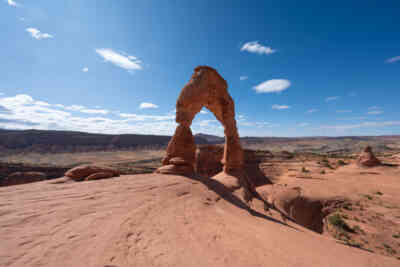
[139,102,158,109]
[200,109,208,114]
[118,113,174,121]
[82,67,89,72]
[325,96,340,102]
[272,104,290,110]
[7,0,19,7]
[240,76,248,81]
[35,101,51,107]
[241,41,276,55]
[26,28,53,40]
[306,109,318,114]
[253,79,291,93]
[368,106,380,110]
[298,123,310,127]
[0,93,3,96]
[321,121,400,131]
[336,110,352,113]
[386,56,400,63]
[367,110,384,115]
[0,94,177,135]
[63,104,109,114]
[95,48,142,71]
[337,117,367,121]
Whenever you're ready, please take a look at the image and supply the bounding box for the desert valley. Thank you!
[2,1,400,266]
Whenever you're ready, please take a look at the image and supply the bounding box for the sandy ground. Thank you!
[1,171,399,267]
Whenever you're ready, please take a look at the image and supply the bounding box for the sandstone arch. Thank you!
[156,66,252,194]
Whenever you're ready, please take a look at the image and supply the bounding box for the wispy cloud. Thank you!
[325,96,340,102]
[139,102,158,109]
[272,104,290,110]
[200,109,208,114]
[240,76,248,81]
[385,56,400,63]
[240,41,276,55]
[298,123,310,127]
[26,28,53,40]
[0,94,177,135]
[337,117,367,121]
[62,105,108,114]
[321,121,400,131]
[7,0,19,7]
[95,48,142,71]
[348,92,357,97]
[336,110,352,113]
[82,67,89,72]
[306,109,318,114]
[253,79,291,93]
[367,110,384,115]
[368,106,380,110]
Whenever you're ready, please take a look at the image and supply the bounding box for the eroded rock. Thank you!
[65,165,120,181]
[357,146,381,167]
[155,66,252,193]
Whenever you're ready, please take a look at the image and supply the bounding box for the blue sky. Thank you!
[1,0,399,137]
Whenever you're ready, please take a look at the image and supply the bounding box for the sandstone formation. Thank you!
[156,66,253,196]
[0,171,46,186]
[357,146,381,167]
[257,185,325,233]
[195,144,271,186]
[65,165,120,181]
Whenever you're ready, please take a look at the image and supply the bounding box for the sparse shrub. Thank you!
[343,202,352,210]
[393,234,400,239]
[328,213,354,233]
[301,166,309,173]
[363,194,373,200]
[353,225,365,234]
[337,159,347,166]
[383,243,397,255]
[320,169,326,174]
[375,191,383,195]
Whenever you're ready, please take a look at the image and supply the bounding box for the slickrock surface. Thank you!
[1,173,398,267]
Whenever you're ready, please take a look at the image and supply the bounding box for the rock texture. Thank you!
[357,146,381,167]
[65,165,120,181]
[195,145,271,186]
[1,171,46,186]
[1,173,399,267]
[156,66,250,193]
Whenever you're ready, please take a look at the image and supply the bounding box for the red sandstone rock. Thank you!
[156,66,247,189]
[358,146,381,167]
[65,165,119,181]
[85,172,115,181]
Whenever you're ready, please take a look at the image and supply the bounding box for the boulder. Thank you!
[357,146,381,167]
[85,172,115,181]
[65,165,120,181]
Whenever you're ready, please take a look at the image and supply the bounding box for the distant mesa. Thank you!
[357,146,381,167]
[1,171,46,186]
